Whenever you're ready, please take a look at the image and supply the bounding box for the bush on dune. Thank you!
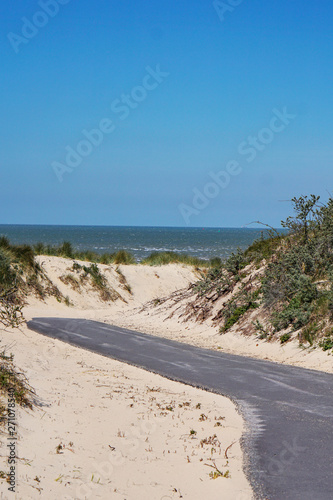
[0,239,38,328]
[197,193,333,348]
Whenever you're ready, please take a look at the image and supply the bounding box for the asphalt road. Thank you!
[27,317,333,500]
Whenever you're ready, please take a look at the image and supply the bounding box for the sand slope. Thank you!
[27,256,333,374]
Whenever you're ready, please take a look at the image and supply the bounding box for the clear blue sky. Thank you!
[1,0,333,227]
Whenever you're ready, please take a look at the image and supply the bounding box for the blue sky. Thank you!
[1,0,333,227]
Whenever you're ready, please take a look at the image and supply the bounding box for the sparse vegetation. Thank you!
[220,288,261,333]
[71,262,120,301]
[161,193,333,349]
[0,237,57,327]
[319,334,333,352]
[0,348,36,423]
[116,267,132,294]
[252,319,269,339]
[141,251,213,267]
[33,242,225,269]
[280,333,291,344]
[33,241,136,265]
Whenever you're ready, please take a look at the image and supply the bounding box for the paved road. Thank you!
[27,317,333,500]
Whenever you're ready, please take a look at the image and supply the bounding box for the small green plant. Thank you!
[299,322,319,346]
[280,333,291,344]
[205,460,230,479]
[64,296,72,307]
[319,335,333,351]
[58,241,74,258]
[209,469,230,479]
[224,248,247,275]
[221,290,260,332]
[253,319,269,339]
[190,429,197,436]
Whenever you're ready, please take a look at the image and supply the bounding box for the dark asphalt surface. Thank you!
[27,317,333,500]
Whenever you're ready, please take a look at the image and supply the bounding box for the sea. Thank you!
[0,225,280,262]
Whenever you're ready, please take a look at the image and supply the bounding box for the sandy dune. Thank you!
[0,257,254,499]
[28,256,333,374]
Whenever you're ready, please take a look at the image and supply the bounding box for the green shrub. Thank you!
[209,257,222,268]
[244,235,282,263]
[280,333,291,344]
[319,336,333,351]
[224,249,247,275]
[221,289,260,332]
[299,322,319,346]
[252,319,269,339]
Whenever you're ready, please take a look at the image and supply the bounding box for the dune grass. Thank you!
[0,237,40,328]
[0,349,35,414]
[33,242,135,265]
[141,251,220,267]
[33,242,221,267]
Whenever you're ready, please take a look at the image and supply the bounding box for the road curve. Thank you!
[27,317,333,500]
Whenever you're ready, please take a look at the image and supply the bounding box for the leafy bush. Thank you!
[224,249,247,275]
[0,240,37,327]
[193,267,231,297]
[244,234,282,263]
[209,257,222,268]
[280,333,291,344]
[221,289,260,332]
[299,323,319,346]
[319,335,333,351]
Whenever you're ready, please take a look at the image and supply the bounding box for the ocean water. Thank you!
[0,225,277,262]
